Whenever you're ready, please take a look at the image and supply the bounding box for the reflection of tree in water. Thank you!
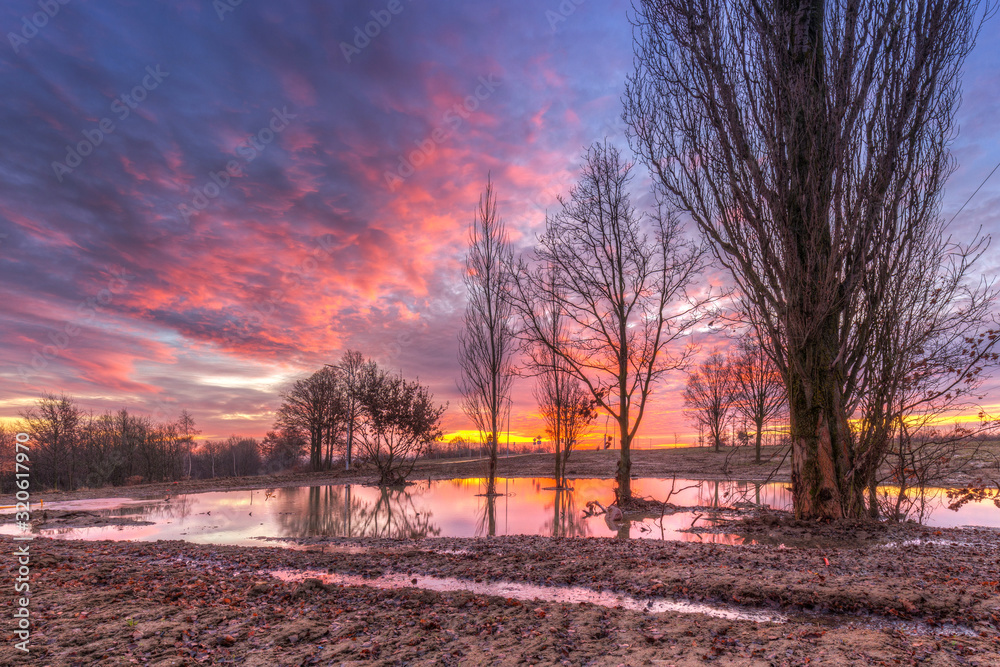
[874,486,945,524]
[476,494,497,537]
[359,486,442,539]
[540,489,590,538]
[276,485,441,540]
[114,496,196,522]
[687,480,791,510]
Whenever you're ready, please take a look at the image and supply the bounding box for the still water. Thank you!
[5,477,999,546]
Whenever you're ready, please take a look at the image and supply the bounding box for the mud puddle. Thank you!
[269,569,787,623]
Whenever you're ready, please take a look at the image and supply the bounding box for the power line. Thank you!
[946,158,1000,227]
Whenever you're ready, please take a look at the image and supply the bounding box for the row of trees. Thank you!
[683,339,786,461]
[0,396,197,491]
[0,369,446,492]
[460,144,710,507]
[459,0,1000,520]
[0,396,279,492]
[273,351,446,485]
[426,436,552,460]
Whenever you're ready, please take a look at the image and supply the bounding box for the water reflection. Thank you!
[276,485,442,540]
[477,494,497,537]
[3,477,998,546]
[272,569,786,623]
[542,489,590,538]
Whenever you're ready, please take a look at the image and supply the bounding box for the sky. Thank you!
[1,1,999,445]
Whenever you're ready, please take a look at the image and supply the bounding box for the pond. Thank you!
[4,477,999,547]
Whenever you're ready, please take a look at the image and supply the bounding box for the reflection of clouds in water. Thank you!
[5,478,998,545]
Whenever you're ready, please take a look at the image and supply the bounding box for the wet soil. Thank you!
[4,522,999,666]
[22,510,154,530]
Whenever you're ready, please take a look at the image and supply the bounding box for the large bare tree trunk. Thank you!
[626,0,986,519]
[778,0,855,520]
[616,410,632,505]
[786,328,853,519]
[753,420,763,464]
[487,408,499,496]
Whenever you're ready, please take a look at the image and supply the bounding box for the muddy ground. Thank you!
[35,441,1000,505]
[3,520,999,666]
[11,445,1000,665]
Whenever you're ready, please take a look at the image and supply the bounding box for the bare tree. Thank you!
[854,228,1000,516]
[355,362,447,486]
[276,367,344,471]
[202,440,223,478]
[527,263,598,489]
[335,350,369,471]
[512,142,709,506]
[626,0,991,518]
[21,394,81,490]
[534,370,597,489]
[176,409,199,479]
[730,338,787,463]
[683,353,736,452]
[222,435,262,477]
[458,177,516,497]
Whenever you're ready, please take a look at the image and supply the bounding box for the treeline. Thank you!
[0,351,447,492]
[0,395,294,493]
[682,339,787,461]
[426,436,552,460]
[0,396,196,492]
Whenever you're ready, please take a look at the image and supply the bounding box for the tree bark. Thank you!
[615,408,632,506]
[786,321,864,519]
[754,418,763,464]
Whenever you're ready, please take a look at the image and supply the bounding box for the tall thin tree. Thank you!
[459,177,517,497]
[335,350,370,471]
